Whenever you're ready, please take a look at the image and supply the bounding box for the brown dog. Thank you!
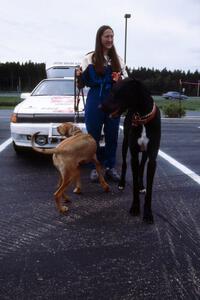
[31,122,109,213]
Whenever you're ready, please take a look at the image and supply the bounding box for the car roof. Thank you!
[42,77,74,81]
[46,62,80,70]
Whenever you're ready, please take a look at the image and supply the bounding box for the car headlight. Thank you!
[35,135,48,146]
[10,113,18,123]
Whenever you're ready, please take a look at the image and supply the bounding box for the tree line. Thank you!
[0,61,46,92]
[0,61,199,96]
[130,67,200,96]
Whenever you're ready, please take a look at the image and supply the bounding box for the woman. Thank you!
[77,25,128,182]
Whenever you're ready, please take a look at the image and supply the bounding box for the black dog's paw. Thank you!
[143,206,154,224]
[139,182,146,194]
[118,180,125,190]
[129,204,140,216]
[139,185,146,194]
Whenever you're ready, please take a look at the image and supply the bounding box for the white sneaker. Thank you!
[90,169,99,182]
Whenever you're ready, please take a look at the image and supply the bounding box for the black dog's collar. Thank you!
[132,103,157,127]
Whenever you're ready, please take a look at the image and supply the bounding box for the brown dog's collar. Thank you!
[132,103,157,127]
[109,108,121,118]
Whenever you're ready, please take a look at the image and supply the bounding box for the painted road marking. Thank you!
[0,138,12,153]
[158,150,200,185]
[1,134,200,185]
[119,125,200,185]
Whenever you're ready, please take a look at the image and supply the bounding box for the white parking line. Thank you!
[119,125,200,185]
[158,150,200,185]
[0,138,12,153]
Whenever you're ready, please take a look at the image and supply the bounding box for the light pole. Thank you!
[124,13,131,64]
[197,80,200,97]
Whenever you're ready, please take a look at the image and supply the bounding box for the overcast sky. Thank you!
[1,0,200,72]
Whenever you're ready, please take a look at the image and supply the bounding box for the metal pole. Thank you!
[197,80,200,97]
[179,79,182,118]
[124,14,131,64]
[124,17,127,64]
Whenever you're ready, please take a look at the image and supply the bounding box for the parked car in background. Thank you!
[10,78,86,152]
[162,91,188,100]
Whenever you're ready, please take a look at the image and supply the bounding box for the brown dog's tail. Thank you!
[31,132,57,154]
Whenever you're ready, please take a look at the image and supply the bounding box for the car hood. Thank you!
[14,95,84,114]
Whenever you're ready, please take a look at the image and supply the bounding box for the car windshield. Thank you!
[32,79,88,96]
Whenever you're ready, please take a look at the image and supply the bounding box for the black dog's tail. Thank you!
[118,133,129,190]
[118,115,131,189]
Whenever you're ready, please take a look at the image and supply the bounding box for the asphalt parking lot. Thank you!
[0,110,200,300]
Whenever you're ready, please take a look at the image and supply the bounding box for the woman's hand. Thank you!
[112,72,122,82]
[75,67,82,77]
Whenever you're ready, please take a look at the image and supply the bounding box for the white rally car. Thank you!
[10,77,86,152]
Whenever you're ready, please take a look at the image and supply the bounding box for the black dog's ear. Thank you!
[127,77,151,97]
[119,78,140,97]
[135,79,152,99]
[112,77,135,94]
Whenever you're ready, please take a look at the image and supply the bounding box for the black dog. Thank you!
[102,78,161,224]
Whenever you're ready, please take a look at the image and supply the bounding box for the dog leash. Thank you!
[74,68,86,123]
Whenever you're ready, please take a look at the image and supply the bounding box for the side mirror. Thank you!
[20,93,31,100]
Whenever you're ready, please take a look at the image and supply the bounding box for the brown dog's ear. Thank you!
[68,124,82,136]
[57,122,71,136]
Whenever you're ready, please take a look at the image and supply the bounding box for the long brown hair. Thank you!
[92,25,121,76]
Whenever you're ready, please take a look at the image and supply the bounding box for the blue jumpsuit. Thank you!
[81,56,121,168]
